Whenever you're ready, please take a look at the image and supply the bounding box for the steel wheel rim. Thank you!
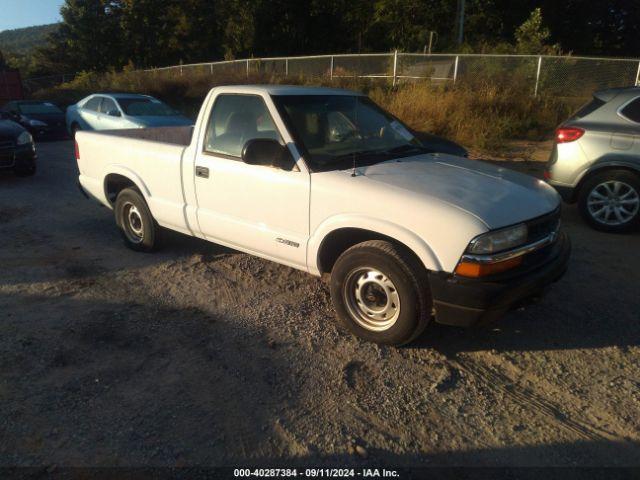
[343,267,400,332]
[123,202,144,243]
[587,181,639,226]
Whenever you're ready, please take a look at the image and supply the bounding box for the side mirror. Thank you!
[106,109,121,117]
[241,138,295,170]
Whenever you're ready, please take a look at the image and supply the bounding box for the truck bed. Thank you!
[97,125,194,146]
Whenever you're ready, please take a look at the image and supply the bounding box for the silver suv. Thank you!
[546,86,640,232]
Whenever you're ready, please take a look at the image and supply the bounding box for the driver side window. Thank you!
[84,97,102,112]
[100,98,118,114]
[204,94,282,158]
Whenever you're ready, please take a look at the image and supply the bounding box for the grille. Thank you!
[0,140,14,150]
[0,154,14,167]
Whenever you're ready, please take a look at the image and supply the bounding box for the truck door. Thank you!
[193,93,310,270]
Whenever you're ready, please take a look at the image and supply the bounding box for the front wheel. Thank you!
[114,188,159,251]
[330,240,431,346]
[578,170,640,233]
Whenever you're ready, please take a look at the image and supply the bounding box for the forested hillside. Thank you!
[0,24,59,55]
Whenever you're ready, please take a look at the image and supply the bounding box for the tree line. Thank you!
[5,0,640,77]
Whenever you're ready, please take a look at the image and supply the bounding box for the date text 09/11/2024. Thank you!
[233,468,401,477]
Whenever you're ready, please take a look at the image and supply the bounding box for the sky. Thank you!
[0,0,64,32]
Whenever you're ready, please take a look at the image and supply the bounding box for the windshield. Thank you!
[18,102,63,115]
[117,97,177,117]
[272,95,424,171]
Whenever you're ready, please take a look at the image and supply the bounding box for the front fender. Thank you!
[307,214,443,275]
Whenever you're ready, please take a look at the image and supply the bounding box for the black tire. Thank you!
[71,123,81,137]
[14,163,36,177]
[578,169,640,233]
[114,188,158,251]
[330,240,431,346]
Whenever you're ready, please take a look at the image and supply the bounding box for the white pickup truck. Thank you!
[77,85,570,345]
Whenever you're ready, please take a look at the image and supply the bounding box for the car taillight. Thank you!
[555,127,584,143]
[74,140,80,160]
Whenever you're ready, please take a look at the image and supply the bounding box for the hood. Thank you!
[131,115,193,127]
[0,119,27,140]
[357,153,559,229]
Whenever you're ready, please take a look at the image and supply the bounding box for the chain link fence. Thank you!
[25,53,640,97]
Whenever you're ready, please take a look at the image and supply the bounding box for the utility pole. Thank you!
[456,0,465,45]
[423,31,436,54]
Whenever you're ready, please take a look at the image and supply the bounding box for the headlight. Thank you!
[467,223,528,254]
[16,131,33,145]
[28,119,47,127]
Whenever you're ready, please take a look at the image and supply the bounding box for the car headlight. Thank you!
[16,131,33,145]
[467,223,528,255]
[28,119,48,127]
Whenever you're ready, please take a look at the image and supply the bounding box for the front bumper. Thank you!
[429,232,571,327]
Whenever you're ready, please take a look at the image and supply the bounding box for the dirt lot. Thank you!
[1,140,639,469]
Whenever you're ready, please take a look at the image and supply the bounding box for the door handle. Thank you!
[195,166,209,178]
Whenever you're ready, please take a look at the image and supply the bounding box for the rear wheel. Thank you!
[114,188,158,251]
[330,240,431,346]
[578,170,640,233]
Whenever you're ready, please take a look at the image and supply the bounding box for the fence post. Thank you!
[210,63,213,74]
[635,61,640,86]
[330,56,334,80]
[285,58,289,76]
[392,50,398,86]
[534,56,543,96]
[453,55,459,83]
[179,61,183,76]
[246,59,250,79]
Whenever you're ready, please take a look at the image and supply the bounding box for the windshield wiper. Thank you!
[329,149,390,164]
[384,144,431,156]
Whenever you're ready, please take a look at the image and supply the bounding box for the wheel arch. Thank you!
[309,217,442,276]
[574,159,640,201]
[103,167,151,207]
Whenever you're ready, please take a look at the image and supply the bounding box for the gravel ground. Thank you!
[1,140,639,469]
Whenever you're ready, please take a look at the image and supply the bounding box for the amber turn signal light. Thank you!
[455,256,522,278]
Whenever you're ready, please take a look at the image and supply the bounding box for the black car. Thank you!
[0,112,37,176]
[1,100,68,140]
